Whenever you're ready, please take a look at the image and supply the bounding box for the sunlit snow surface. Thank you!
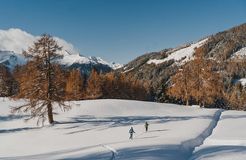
[191,110,246,160]
[238,78,246,86]
[2,98,245,160]
[233,47,246,57]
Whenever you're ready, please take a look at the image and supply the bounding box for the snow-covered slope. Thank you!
[191,110,246,160]
[147,38,208,65]
[0,51,26,69]
[0,98,223,160]
[1,99,246,159]
[0,28,121,70]
[239,78,246,86]
[232,47,246,58]
[110,62,124,70]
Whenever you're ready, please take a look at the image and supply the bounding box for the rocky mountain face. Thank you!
[119,23,246,101]
[202,24,246,60]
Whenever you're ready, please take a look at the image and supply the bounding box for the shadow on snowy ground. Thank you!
[0,144,189,160]
[221,115,246,120]
[0,114,39,134]
[189,145,246,160]
[0,144,110,160]
[56,115,214,134]
[67,144,189,160]
[0,115,28,122]
[0,127,39,134]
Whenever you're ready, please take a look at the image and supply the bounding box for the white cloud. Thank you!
[0,28,35,54]
[0,28,79,55]
[53,37,80,55]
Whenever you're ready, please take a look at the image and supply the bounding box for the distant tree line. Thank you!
[64,68,150,101]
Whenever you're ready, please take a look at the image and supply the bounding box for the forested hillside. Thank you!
[119,23,246,109]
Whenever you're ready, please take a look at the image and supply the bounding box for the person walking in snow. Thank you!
[145,121,149,132]
[129,127,135,139]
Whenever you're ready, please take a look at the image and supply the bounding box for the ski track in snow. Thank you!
[102,145,117,160]
[186,110,223,160]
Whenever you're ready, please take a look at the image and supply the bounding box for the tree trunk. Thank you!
[46,49,54,124]
[186,99,189,106]
[47,102,54,124]
[199,101,202,107]
[202,101,205,108]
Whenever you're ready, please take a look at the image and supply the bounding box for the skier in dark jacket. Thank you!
[145,121,149,132]
[129,127,135,139]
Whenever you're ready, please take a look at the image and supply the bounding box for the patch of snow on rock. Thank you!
[233,47,246,58]
[123,67,134,73]
[110,62,123,70]
[238,78,246,86]
[147,38,208,65]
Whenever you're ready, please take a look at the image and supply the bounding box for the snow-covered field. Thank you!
[0,98,245,160]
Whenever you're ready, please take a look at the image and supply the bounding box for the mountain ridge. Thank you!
[0,28,122,72]
[119,23,246,101]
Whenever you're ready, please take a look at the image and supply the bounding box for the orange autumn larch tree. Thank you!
[12,34,69,125]
[65,69,84,100]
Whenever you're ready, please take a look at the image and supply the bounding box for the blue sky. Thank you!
[0,0,246,64]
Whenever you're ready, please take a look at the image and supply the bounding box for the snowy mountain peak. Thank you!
[0,50,26,69]
[0,28,121,71]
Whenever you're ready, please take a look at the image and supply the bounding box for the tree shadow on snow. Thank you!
[0,114,28,122]
[0,114,40,134]
[148,129,168,133]
[0,127,39,134]
[56,115,214,134]
[0,144,111,160]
